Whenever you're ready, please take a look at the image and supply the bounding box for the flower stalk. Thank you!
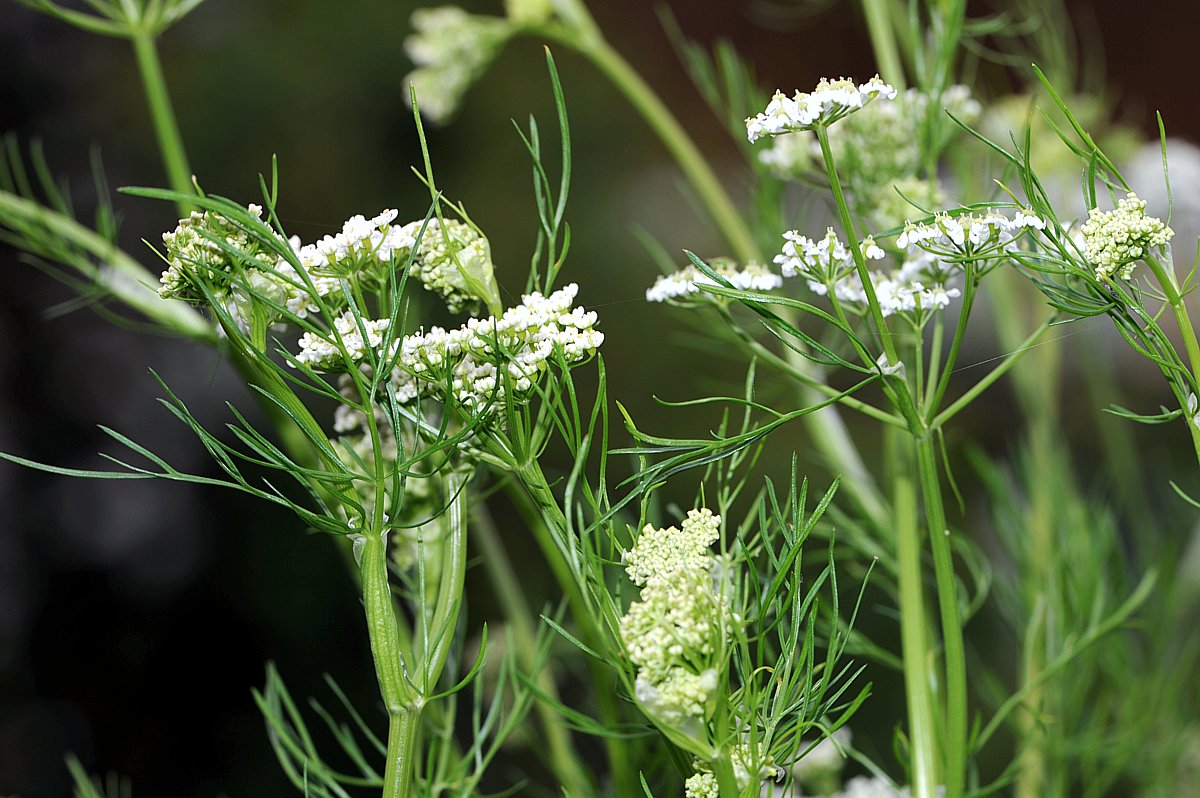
[1144,254,1200,467]
[130,31,193,214]
[894,459,939,798]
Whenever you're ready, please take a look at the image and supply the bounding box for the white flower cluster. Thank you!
[645,259,782,303]
[301,209,415,267]
[1080,192,1173,280]
[404,6,512,123]
[291,212,496,315]
[896,210,1046,253]
[392,282,603,410]
[757,85,979,180]
[746,76,896,142]
[684,770,719,798]
[756,85,978,229]
[294,313,392,370]
[778,228,954,317]
[160,204,500,333]
[776,228,886,281]
[620,509,728,733]
[776,210,1045,318]
[280,209,417,318]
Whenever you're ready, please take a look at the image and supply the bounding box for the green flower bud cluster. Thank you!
[1081,192,1173,280]
[410,218,498,315]
[158,204,281,304]
[620,508,729,736]
[683,769,718,798]
[685,745,780,798]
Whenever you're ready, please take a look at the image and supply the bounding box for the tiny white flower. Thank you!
[746,75,896,141]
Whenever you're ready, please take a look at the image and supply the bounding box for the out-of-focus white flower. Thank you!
[504,0,553,25]
[646,259,782,302]
[791,727,852,789]
[834,775,913,798]
[404,6,512,123]
[746,76,896,142]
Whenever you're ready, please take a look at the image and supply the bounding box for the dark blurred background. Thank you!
[2,0,1200,794]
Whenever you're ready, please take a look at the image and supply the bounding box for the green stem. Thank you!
[471,503,594,798]
[1014,423,1055,798]
[540,26,759,264]
[510,461,634,793]
[361,527,431,798]
[383,710,420,798]
[361,533,413,714]
[861,0,907,89]
[927,269,977,417]
[895,459,940,798]
[130,33,193,215]
[1145,255,1200,468]
[915,434,967,798]
[815,125,899,367]
[421,469,470,689]
[719,307,906,429]
[714,756,741,798]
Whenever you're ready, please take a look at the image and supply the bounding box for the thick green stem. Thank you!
[130,33,193,215]
[383,710,420,798]
[1014,423,1056,798]
[361,533,412,714]
[714,756,741,798]
[361,531,421,797]
[895,461,940,798]
[471,503,593,798]
[421,469,470,689]
[916,435,967,798]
